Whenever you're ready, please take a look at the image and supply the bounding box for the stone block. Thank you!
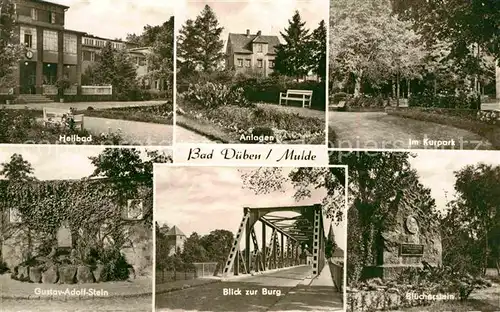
[17,265,29,280]
[76,265,94,283]
[29,266,42,283]
[42,265,58,284]
[93,264,105,283]
[58,265,77,284]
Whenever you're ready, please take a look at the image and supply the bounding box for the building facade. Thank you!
[10,0,157,97]
[12,0,84,95]
[225,30,280,77]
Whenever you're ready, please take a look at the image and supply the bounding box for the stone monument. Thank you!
[56,222,73,249]
[363,180,442,280]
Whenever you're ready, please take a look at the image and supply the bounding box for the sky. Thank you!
[177,0,328,46]
[155,166,347,251]
[0,146,172,180]
[49,0,175,39]
[409,150,500,212]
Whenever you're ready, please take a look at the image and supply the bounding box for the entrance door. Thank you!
[20,61,37,94]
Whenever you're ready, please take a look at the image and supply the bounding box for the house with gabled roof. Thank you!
[166,225,187,256]
[225,29,280,77]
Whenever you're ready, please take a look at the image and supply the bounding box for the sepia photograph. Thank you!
[0,146,172,312]
[328,0,500,150]
[330,150,500,311]
[154,165,346,311]
[0,0,174,145]
[175,0,328,145]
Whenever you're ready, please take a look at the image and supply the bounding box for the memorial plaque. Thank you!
[126,199,143,220]
[57,223,72,248]
[400,243,424,256]
[9,208,22,223]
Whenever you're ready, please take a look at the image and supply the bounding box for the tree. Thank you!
[274,11,311,81]
[330,0,423,97]
[0,154,37,181]
[0,0,24,90]
[200,229,234,275]
[147,17,174,92]
[309,20,327,82]
[177,5,225,75]
[181,232,207,264]
[447,163,500,275]
[91,42,138,100]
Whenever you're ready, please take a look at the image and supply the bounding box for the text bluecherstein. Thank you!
[59,134,92,143]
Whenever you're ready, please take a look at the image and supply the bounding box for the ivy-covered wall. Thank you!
[0,178,153,276]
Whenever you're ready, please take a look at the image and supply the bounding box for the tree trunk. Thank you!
[434,78,437,97]
[354,71,363,98]
[496,63,500,100]
[391,78,396,98]
[396,73,400,107]
[407,79,411,99]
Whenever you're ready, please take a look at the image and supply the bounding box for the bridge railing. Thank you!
[329,260,344,293]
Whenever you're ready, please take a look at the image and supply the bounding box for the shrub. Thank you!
[331,92,349,104]
[0,261,9,274]
[87,106,94,111]
[98,248,131,281]
[346,96,388,108]
[184,82,251,108]
[409,92,480,109]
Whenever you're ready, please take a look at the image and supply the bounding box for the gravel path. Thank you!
[329,112,492,150]
[175,125,216,143]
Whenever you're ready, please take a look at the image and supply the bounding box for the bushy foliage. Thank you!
[409,92,481,109]
[345,96,388,108]
[98,248,131,281]
[183,82,251,109]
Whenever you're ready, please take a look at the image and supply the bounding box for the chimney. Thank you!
[246,29,250,37]
[257,30,261,36]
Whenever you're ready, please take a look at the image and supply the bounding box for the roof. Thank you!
[166,225,186,237]
[227,32,280,55]
[32,0,69,9]
[332,246,344,258]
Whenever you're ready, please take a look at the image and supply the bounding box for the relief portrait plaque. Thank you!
[405,215,419,234]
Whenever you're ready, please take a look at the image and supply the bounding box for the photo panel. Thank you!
[328,0,500,150]
[154,164,347,311]
[175,0,329,145]
[0,145,172,312]
[330,149,500,311]
[0,0,175,146]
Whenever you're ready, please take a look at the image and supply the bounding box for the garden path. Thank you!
[4,100,165,110]
[329,112,493,150]
[469,283,500,309]
[83,117,173,146]
[175,126,215,143]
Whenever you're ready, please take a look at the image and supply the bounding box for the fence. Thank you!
[329,260,344,293]
[81,85,113,95]
[155,262,218,284]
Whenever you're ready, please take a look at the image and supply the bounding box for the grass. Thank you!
[387,108,500,149]
[179,101,325,144]
[0,109,122,144]
[76,102,173,125]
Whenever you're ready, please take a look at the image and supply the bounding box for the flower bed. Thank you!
[78,102,173,125]
[386,107,500,148]
[0,109,123,144]
[180,104,325,144]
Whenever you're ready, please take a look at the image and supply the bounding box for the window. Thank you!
[30,8,37,20]
[125,199,143,220]
[245,59,251,68]
[83,50,91,61]
[63,33,77,54]
[24,34,33,48]
[50,12,56,24]
[257,59,263,68]
[269,60,275,69]
[237,58,243,67]
[256,43,263,53]
[43,30,58,51]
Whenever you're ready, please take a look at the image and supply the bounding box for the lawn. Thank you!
[0,109,122,144]
[75,102,173,125]
[178,102,325,144]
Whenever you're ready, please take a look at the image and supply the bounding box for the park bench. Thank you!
[43,107,84,130]
[279,89,313,108]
